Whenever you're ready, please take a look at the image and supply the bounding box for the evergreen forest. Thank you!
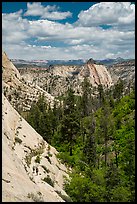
[22,78,135,202]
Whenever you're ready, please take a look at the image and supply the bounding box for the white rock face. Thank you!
[2,51,21,82]
[78,62,113,87]
[2,51,55,111]
[2,94,69,202]
[18,60,113,97]
[108,60,135,85]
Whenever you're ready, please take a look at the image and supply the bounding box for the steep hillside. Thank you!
[2,52,55,111]
[18,58,113,97]
[2,94,69,202]
[108,60,135,86]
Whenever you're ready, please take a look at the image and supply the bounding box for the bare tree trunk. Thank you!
[70,146,72,156]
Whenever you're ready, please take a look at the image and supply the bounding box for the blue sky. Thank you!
[2,2,135,60]
[2,2,97,22]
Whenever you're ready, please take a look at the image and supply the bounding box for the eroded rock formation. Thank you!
[2,52,55,111]
[18,59,113,97]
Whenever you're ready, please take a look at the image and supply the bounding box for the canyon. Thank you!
[2,52,135,202]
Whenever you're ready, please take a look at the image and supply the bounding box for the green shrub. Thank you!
[64,172,106,202]
[27,192,44,202]
[35,155,41,163]
[41,165,50,173]
[15,137,22,144]
[42,175,54,187]
[59,194,73,202]
[109,186,131,202]
[15,130,19,136]
[48,152,52,157]
[55,191,73,202]
[57,152,75,167]
[25,143,45,167]
[47,145,51,151]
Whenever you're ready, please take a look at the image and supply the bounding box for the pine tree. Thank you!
[97,84,105,107]
[113,79,124,100]
[83,115,96,167]
[81,77,92,117]
[36,93,47,112]
[27,102,41,132]
[105,162,121,201]
[95,101,114,167]
[60,88,80,156]
[26,94,53,143]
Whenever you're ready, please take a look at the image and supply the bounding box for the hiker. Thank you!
[33,166,35,174]
[36,166,38,175]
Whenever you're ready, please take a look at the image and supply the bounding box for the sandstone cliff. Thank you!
[2,52,55,111]
[108,60,135,85]
[2,94,69,202]
[18,59,113,97]
[78,59,113,87]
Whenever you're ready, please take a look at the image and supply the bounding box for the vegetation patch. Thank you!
[15,130,19,136]
[29,176,35,183]
[55,190,73,202]
[27,192,44,202]
[15,137,22,144]
[41,165,50,173]
[25,142,45,167]
[42,175,54,187]
[35,155,41,163]
[48,152,52,157]
[25,79,135,202]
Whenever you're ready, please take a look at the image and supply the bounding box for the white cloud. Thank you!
[42,11,72,20]
[24,2,72,20]
[3,40,134,61]
[24,2,44,16]
[27,20,134,51]
[2,10,29,44]
[77,2,135,30]
[2,3,135,60]
[2,43,96,60]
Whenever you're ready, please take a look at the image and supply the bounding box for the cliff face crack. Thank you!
[2,178,11,183]
[87,63,101,85]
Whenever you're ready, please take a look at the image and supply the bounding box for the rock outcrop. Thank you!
[2,52,55,111]
[2,94,69,202]
[108,60,135,86]
[78,59,113,87]
[18,59,113,97]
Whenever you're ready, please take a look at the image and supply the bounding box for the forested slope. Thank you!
[24,78,135,202]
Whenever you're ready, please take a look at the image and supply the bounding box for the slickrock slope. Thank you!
[2,52,55,111]
[18,59,113,97]
[2,94,69,202]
